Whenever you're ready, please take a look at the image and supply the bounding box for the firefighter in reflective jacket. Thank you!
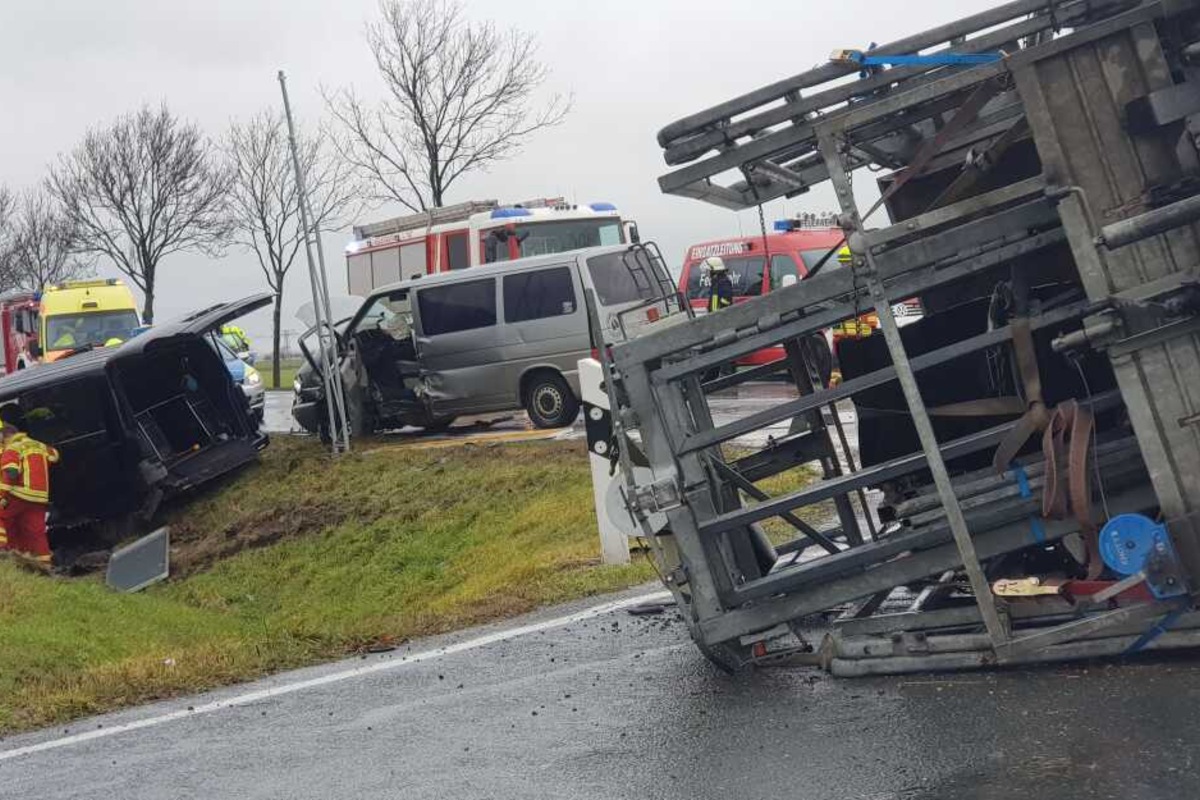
[705,256,734,313]
[221,324,251,353]
[0,409,59,568]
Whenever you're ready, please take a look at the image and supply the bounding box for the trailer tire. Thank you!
[524,372,579,429]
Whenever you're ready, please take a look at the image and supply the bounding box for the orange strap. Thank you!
[991,317,1050,472]
[1041,399,1100,578]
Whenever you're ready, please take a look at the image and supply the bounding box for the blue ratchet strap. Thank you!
[1009,462,1046,544]
[1126,604,1189,654]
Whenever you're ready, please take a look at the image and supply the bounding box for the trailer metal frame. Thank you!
[605,0,1200,672]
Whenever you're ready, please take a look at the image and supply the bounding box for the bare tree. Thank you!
[48,104,230,323]
[226,110,362,387]
[0,186,15,288]
[5,187,93,292]
[326,0,570,211]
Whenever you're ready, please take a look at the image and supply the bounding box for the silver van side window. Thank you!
[503,267,577,323]
[417,278,497,335]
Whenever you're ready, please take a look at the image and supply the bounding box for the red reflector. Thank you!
[646,307,661,322]
[590,348,600,360]
[752,641,768,658]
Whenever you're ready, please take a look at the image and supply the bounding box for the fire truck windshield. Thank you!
[484,219,623,263]
[685,256,765,300]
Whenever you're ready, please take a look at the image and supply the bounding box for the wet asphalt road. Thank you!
[11,388,1186,797]
[3,586,1200,800]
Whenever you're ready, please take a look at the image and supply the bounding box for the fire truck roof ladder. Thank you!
[353,199,500,240]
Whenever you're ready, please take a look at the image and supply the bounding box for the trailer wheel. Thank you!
[524,372,579,429]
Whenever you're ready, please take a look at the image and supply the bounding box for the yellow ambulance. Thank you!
[39,279,141,362]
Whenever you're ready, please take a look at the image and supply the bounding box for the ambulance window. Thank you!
[504,267,577,323]
[447,233,470,270]
[417,278,496,336]
[769,255,801,290]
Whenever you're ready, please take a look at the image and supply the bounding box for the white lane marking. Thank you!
[0,590,671,762]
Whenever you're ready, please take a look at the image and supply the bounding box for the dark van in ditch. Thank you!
[0,294,272,556]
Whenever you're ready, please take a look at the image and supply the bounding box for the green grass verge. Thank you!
[257,358,301,390]
[0,437,656,734]
[0,436,815,735]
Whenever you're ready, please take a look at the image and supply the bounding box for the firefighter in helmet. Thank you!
[704,256,734,313]
[0,405,59,571]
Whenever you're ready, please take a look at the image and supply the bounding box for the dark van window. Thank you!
[504,267,577,323]
[417,278,496,336]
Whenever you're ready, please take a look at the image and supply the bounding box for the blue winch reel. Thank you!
[1099,513,1189,599]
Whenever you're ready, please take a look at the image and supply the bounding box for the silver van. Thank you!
[292,244,680,435]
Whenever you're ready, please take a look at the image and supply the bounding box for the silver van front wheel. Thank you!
[525,373,579,429]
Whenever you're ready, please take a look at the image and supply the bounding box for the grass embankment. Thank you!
[0,436,817,734]
[257,358,301,390]
[0,437,658,734]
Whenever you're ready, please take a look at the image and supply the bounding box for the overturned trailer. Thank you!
[599,0,1200,673]
[0,294,271,562]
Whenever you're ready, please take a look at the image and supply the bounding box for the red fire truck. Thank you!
[345,197,637,296]
[0,292,41,375]
[678,214,848,368]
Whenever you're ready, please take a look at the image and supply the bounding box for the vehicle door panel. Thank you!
[499,265,589,401]
[413,278,508,416]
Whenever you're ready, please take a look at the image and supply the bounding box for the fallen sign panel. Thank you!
[106,527,170,593]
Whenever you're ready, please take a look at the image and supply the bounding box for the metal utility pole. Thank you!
[278,69,351,454]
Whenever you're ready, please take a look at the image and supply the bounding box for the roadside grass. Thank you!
[257,358,301,390]
[0,436,816,735]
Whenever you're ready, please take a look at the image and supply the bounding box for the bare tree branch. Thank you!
[325,0,571,209]
[5,187,94,292]
[47,104,231,323]
[225,109,365,386]
[0,186,15,289]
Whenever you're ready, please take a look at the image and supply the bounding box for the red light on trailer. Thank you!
[752,641,768,658]
[646,307,660,322]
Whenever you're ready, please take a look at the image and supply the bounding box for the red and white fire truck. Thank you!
[345,198,637,296]
[0,292,41,375]
[678,213,848,368]
[679,213,922,375]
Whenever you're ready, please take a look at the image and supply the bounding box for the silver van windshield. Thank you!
[359,292,412,340]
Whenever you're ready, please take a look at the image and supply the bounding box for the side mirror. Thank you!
[625,221,641,245]
[780,274,799,288]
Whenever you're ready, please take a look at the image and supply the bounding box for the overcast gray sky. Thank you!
[0,0,999,346]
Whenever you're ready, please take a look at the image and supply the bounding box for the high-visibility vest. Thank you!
[1,432,60,504]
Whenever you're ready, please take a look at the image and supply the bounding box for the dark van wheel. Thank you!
[525,372,579,429]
